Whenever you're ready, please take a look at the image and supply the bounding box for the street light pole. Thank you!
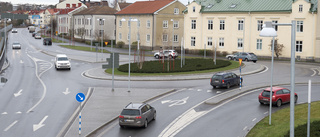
[269,36,275,125]
[97,18,105,61]
[88,17,92,50]
[243,19,245,52]
[171,19,174,50]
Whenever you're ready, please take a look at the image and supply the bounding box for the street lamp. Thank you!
[171,19,174,50]
[121,18,138,92]
[242,19,245,52]
[97,18,105,61]
[259,22,277,126]
[260,21,296,136]
[88,17,92,50]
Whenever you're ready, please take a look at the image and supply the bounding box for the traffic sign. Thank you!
[76,93,85,102]
[239,58,242,66]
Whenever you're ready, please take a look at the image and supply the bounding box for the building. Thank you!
[73,6,118,41]
[56,5,87,35]
[183,0,319,61]
[115,0,186,50]
[56,0,87,9]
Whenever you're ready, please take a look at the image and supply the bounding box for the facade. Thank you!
[184,0,319,61]
[56,6,87,35]
[73,6,118,41]
[56,0,87,9]
[115,0,186,50]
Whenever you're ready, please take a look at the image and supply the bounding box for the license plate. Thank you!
[125,119,134,122]
[263,98,269,101]
[215,80,219,83]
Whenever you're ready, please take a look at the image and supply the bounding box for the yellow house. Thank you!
[184,0,319,61]
[116,0,186,50]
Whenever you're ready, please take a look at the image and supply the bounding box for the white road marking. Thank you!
[20,60,24,64]
[1,112,8,115]
[243,126,247,131]
[216,91,222,94]
[188,88,193,90]
[63,88,70,95]
[161,97,189,107]
[197,89,202,92]
[14,89,23,97]
[264,111,268,115]
[252,118,257,122]
[33,115,48,132]
[207,90,212,92]
[4,120,18,131]
[311,68,317,77]
[16,111,22,114]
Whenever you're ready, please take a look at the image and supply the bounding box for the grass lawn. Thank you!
[247,101,320,137]
[59,45,109,53]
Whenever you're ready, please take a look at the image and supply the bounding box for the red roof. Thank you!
[57,8,76,14]
[116,0,174,15]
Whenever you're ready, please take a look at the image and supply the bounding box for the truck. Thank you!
[29,26,35,33]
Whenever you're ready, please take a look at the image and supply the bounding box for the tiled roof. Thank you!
[57,8,76,14]
[47,9,56,15]
[74,6,118,15]
[116,0,174,15]
[118,3,132,10]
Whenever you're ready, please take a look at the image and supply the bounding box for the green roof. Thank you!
[187,0,317,13]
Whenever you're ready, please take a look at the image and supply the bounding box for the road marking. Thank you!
[243,126,247,131]
[311,68,317,77]
[188,88,193,90]
[207,90,212,92]
[14,89,23,97]
[197,89,202,92]
[2,112,8,115]
[33,115,48,132]
[16,111,22,114]
[161,97,189,107]
[252,118,257,122]
[63,88,70,95]
[264,111,268,115]
[20,60,24,64]
[216,91,222,94]
[4,120,18,131]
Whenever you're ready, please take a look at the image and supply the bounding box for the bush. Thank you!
[284,120,320,137]
[117,41,125,48]
[117,59,231,73]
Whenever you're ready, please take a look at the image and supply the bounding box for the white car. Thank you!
[12,41,21,49]
[55,54,71,70]
[154,50,178,59]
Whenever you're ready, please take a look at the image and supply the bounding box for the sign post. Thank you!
[239,59,242,90]
[76,93,85,136]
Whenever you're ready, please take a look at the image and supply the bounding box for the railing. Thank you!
[0,24,12,72]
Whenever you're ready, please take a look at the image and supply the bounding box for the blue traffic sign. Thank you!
[76,93,85,102]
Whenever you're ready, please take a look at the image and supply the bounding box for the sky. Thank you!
[1,0,189,6]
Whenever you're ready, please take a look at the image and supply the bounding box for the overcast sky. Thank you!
[2,0,189,6]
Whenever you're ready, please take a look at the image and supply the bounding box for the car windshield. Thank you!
[121,109,140,116]
[249,53,256,56]
[13,42,20,45]
[57,57,68,61]
[262,90,274,97]
[212,75,222,79]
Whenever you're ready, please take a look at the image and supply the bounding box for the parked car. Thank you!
[11,29,18,33]
[12,41,21,49]
[233,52,258,63]
[43,38,52,45]
[154,50,178,59]
[226,53,237,60]
[55,54,71,70]
[32,32,37,37]
[258,87,298,107]
[210,72,242,89]
[34,33,41,39]
[119,102,156,128]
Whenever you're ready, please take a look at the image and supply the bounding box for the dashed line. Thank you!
[197,89,202,92]
[4,120,18,131]
[207,90,212,92]
[252,118,257,122]
[243,126,247,131]
[264,111,268,115]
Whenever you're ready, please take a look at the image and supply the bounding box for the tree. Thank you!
[77,27,86,40]
[269,39,284,58]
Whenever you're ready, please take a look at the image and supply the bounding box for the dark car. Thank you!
[32,32,37,37]
[43,38,52,45]
[119,102,156,128]
[210,72,242,89]
[233,52,258,63]
[258,87,298,107]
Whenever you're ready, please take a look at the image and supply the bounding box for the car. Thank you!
[32,32,36,37]
[11,29,18,33]
[154,50,178,59]
[233,52,258,63]
[226,53,237,60]
[119,102,156,128]
[210,72,242,89]
[43,38,52,45]
[258,87,298,107]
[12,41,21,49]
[55,54,71,70]
[34,33,41,39]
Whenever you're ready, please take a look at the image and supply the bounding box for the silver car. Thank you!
[12,41,21,49]
[119,102,156,128]
[154,50,178,59]
[233,52,258,63]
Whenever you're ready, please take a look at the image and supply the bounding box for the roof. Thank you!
[57,8,77,15]
[47,9,56,15]
[118,3,132,10]
[264,87,287,92]
[116,0,174,15]
[74,6,117,15]
[187,0,317,13]
[125,103,144,109]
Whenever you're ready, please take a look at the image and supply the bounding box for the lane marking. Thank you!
[14,89,23,97]
[216,91,222,94]
[252,118,257,122]
[264,111,268,115]
[4,120,18,131]
[33,115,48,132]
[207,90,212,92]
[197,89,202,92]
[243,126,247,131]
[311,68,317,77]
[16,111,22,114]
[2,112,8,115]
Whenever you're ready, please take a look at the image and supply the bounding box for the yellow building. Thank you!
[184,0,319,61]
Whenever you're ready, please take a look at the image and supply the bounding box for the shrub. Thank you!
[284,120,320,137]
[117,41,125,48]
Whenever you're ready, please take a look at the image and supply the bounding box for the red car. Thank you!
[258,87,298,107]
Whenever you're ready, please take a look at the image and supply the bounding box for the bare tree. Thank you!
[269,39,284,58]
[77,27,86,40]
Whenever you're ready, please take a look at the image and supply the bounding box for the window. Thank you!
[119,20,122,27]
[238,38,243,48]
[257,20,263,31]
[299,5,303,12]
[163,20,168,28]
[193,6,195,12]
[296,41,303,52]
[238,20,244,30]
[207,37,212,46]
[219,38,224,47]
[146,34,150,42]
[78,3,81,7]
[220,20,225,30]
[99,19,104,25]
[297,21,303,32]
[174,8,179,14]
[78,19,81,25]
[72,4,76,8]
[256,39,262,50]
[173,21,179,28]
[163,34,168,42]
[208,20,213,30]
[174,35,178,42]
[272,20,278,31]
[191,37,196,46]
[191,20,196,29]
[66,4,70,8]
[147,20,151,28]
[119,33,122,40]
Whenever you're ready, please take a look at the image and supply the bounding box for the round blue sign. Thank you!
[76,93,85,102]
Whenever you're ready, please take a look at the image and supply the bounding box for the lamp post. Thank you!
[97,18,105,61]
[121,18,138,92]
[88,17,92,50]
[242,19,245,52]
[171,19,174,50]
[260,21,296,136]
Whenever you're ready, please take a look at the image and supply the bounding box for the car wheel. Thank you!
[153,112,156,120]
[144,119,148,128]
[276,99,282,107]
[228,57,232,60]
[245,58,249,62]
[155,55,159,59]
[259,101,264,105]
[120,125,125,128]
[253,61,257,63]
[212,86,216,89]
[169,55,173,59]
[233,58,237,61]
[294,96,298,103]
[226,83,230,89]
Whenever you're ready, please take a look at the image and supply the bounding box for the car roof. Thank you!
[264,87,287,92]
[124,103,145,109]
[214,72,233,75]
[56,54,67,57]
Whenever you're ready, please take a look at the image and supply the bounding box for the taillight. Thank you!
[119,115,124,118]
[136,116,142,119]
[222,80,225,83]
[210,79,212,83]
